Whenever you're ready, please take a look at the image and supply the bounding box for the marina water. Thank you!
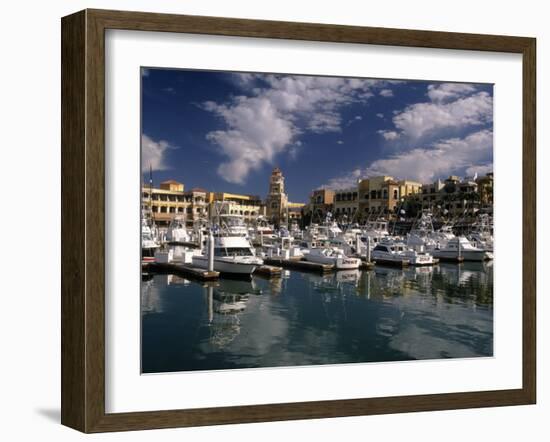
[141,261,493,373]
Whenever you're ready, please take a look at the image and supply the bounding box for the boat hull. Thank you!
[192,256,261,275]
[371,252,410,267]
[304,254,361,269]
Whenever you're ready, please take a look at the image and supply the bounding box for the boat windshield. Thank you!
[215,247,254,257]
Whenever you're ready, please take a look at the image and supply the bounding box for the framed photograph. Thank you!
[61,9,536,433]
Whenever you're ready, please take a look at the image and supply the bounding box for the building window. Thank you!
[371,190,377,199]
[383,189,388,199]
[160,206,167,213]
[393,190,398,199]
[169,207,175,213]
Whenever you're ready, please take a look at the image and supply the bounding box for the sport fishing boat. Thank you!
[371,243,410,266]
[141,212,160,263]
[431,236,491,261]
[165,215,191,244]
[382,240,434,265]
[304,247,361,270]
[192,232,263,275]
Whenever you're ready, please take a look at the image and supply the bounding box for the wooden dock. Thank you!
[144,261,219,280]
[263,257,334,273]
[254,265,283,278]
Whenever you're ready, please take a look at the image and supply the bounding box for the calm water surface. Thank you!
[141,262,493,373]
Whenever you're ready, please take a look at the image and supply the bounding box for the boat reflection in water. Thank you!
[141,261,493,373]
[205,279,261,349]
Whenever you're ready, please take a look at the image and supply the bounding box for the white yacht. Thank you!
[141,213,160,263]
[192,233,263,275]
[468,214,494,252]
[304,247,361,270]
[218,214,249,238]
[386,241,434,265]
[431,236,491,261]
[360,219,390,249]
[165,215,191,244]
[371,243,410,266]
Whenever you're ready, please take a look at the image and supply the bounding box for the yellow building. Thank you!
[333,187,359,220]
[476,172,493,212]
[210,192,265,222]
[141,180,207,225]
[357,176,400,217]
[287,202,305,220]
[141,180,186,225]
[303,188,334,222]
[397,180,422,199]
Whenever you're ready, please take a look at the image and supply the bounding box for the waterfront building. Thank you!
[141,180,209,226]
[287,202,305,221]
[398,180,423,200]
[420,176,480,217]
[265,167,305,227]
[333,187,359,221]
[210,192,266,222]
[476,172,494,214]
[359,176,401,218]
[141,180,187,225]
[303,188,335,222]
[266,167,289,227]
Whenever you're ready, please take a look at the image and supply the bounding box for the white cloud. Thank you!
[141,68,150,77]
[377,130,401,141]
[392,92,493,139]
[379,89,394,97]
[323,168,363,190]
[204,97,294,184]
[337,140,344,145]
[465,164,493,177]
[365,130,493,182]
[346,115,363,126]
[141,134,172,171]
[203,74,393,184]
[323,129,493,185]
[427,83,476,102]
[376,113,384,118]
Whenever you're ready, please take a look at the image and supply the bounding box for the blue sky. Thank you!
[141,68,493,203]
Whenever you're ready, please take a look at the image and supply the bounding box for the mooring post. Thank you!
[198,229,204,253]
[208,230,215,272]
[366,236,371,263]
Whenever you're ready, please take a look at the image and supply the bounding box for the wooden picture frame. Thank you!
[61,8,536,433]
